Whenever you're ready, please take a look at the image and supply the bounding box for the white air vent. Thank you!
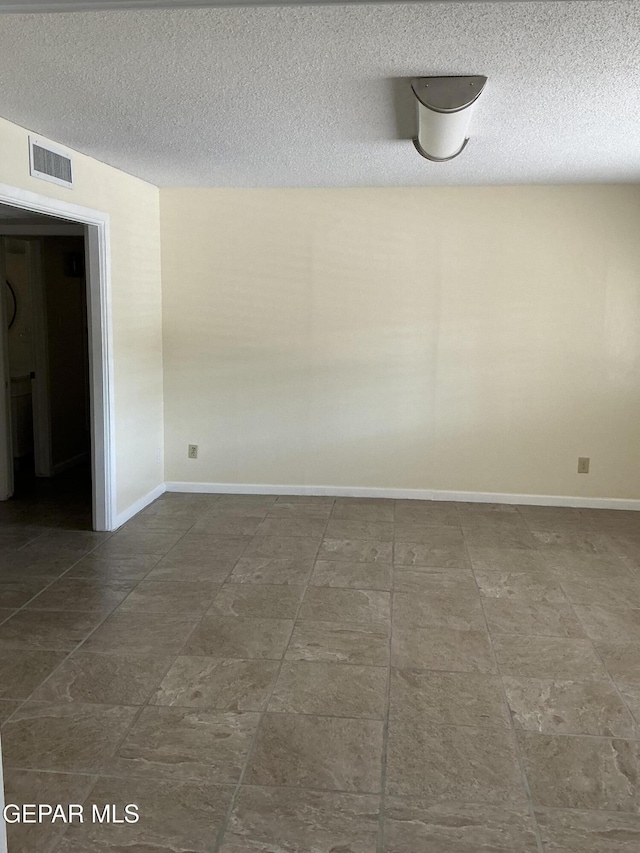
[29,136,74,188]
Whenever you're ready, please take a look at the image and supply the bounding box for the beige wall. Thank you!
[161,186,640,500]
[0,116,164,517]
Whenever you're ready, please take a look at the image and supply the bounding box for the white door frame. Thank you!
[0,183,115,531]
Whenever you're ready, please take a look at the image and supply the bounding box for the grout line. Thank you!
[375,502,397,852]
[565,599,640,741]
[467,529,546,853]
[0,504,230,732]
[4,493,640,851]
[0,537,127,728]
[211,505,332,853]
[6,762,640,818]
[24,501,232,852]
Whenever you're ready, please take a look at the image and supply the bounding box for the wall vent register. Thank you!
[29,136,74,188]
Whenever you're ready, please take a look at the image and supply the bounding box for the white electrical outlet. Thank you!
[188,444,198,459]
[577,457,590,474]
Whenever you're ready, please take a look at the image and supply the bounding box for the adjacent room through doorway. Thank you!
[3,226,91,532]
[0,199,112,532]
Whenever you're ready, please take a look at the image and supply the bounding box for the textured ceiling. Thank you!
[0,0,548,9]
[0,2,638,187]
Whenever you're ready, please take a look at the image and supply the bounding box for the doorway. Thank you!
[3,233,91,526]
[0,186,115,531]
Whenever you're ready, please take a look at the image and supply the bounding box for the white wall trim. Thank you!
[0,183,116,531]
[114,482,166,529]
[164,481,640,511]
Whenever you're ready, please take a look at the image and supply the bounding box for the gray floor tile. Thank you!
[112,705,260,783]
[386,720,526,803]
[310,559,392,590]
[243,535,321,560]
[245,712,384,792]
[267,501,333,518]
[299,587,390,626]
[535,808,640,852]
[55,776,235,853]
[151,656,279,710]
[384,798,539,852]
[464,527,536,549]
[229,556,314,584]
[0,578,51,608]
[333,498,394,521]
[391,626,496,672]
[492,635,609,679]
[503,676,638,736]
[394,541,470,568]
[531,530,618,554]
[68,553,163,580]
[155,533,249,568]
[285,620,389,665]
[618,683,640,724]
[4,769,97,853]
[0,648,66,698]
[2,701,138,773]
[475,570,567,602]
[221,786,380,853]
[543,550,630,577]
[269,661,388,717]
[255,517,328,538]
[483,598,585,637]
[0,609,107,651]
[393,591,486,631]
[319,537,393,564]
[0,699,20,723]
[81,611,199,655]
[207,583,304,619]
[6,490,640,851]
[393,569,477,595]
[394,501,460,526]
[559,573,640,608]
[92,530,183,557]
[394,523,463,544]
[25,577,136,612]
[146,556,236,582]
[390,669,510,728]
[573,605,640,643]
[117,579,221,615]
[30,651,174,705]
[325,519,394,542]
[190,515,263,536]
[467,546,549,573]
[596,642,640,683]
[184,615,294,659]
[519,730,640,811]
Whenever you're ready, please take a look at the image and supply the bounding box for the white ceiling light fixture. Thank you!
[411,76,487,162]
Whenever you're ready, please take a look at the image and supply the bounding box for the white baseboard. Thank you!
[163,481,640,511]
[113,482,166,530]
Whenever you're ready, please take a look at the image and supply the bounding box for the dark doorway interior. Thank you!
[4,231,91,527]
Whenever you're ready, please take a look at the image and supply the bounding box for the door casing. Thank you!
[0,183,115,531]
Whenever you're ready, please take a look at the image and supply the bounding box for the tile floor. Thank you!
[1,491,640,850]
